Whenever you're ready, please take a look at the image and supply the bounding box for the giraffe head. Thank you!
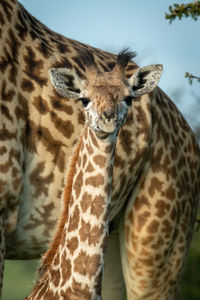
[49,49,163,139]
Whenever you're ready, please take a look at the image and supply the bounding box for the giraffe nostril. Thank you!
[103,111,115,120]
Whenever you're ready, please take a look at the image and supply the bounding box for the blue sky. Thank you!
[20,0,200,130]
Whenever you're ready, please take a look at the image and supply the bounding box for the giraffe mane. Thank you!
[79,48,97,69]
[38,133,84,278]
[78,48,137,75]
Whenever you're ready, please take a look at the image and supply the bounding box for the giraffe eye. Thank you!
[123,96,133,107]
[79,97,91,108]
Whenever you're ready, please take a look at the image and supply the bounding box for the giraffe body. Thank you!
[0,1,200,299]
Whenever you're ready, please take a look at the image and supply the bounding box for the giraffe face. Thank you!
[77,72,134,138]
[49,49,163,138]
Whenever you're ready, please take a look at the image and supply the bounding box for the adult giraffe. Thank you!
[0,0,200,299]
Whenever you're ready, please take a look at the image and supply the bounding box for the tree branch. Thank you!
[165,2,200,23]
[185,72,200,85]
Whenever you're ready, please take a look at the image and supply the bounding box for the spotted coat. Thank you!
[0,1,200,299]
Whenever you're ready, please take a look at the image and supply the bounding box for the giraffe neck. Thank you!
[29,124,117,300]
[61,125,116,298]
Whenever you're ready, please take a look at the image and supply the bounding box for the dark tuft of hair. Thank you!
[117,48,137,68]
[79,48,96,68]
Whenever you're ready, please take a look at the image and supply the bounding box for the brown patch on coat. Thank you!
[50,111,74,139]
[68,205,80,232]
[79,220,91,242]
[23,46,47,86]
[0,146,7,155]
[93,154,106,168]
[105,142,114,153]
[67,237,79,256]
[74,250,101,279]
[162,219,173,238]
[0,80,15,102]
[155,200,168,218]
[85,174,104,187]
[91,195,105,219]
[29,162,54,198]
[119,128,132,155]
[149,177,163,197]
[33,95,49,114]
[162,185,176,201]
[134,195,150,211]
[89,225,104,246]
[85,162,95,173]
[146,220,159,234]
[80,192,92,213]
[61,254,72,285]
[51,269,61,287]
[137,211,151,232]
[21,78,35,92]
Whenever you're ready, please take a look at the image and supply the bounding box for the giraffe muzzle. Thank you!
[95,117,119,135]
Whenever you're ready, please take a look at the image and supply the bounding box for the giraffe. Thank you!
[25,48,154,300]
[0,0,200,299]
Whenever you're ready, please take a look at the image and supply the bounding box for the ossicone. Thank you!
[116,48,137,69]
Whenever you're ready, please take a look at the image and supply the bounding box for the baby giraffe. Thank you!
[25,49,162,300]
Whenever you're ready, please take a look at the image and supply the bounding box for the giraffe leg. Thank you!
[119,174,198,300]
[102,215,126,300]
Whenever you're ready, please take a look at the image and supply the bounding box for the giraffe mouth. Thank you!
[94,126,113,139]
[96,117,118,133]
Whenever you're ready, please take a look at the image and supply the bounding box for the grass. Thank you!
[2,260,38,300]
[181,229,200,300]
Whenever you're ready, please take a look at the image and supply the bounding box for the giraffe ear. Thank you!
[127,64,163,97]
[49,68,85,98]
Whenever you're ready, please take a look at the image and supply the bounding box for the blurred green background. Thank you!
[2,230,200,300]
